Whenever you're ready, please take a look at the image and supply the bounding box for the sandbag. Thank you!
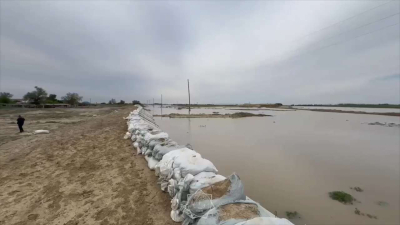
[173,154,217,178]
[131,135,137,142]
[146,156,159,170]
[156,148,199,180]
[123,132,131,139]
[153,142,182,160]
[235,217,293,225]
[171,210,185,222]
[196,199,279,225]
[141,146,148,155]
[34,130,50,134]
[183,173,246,222]
[190,172,226,194]
[144,132,169,143]
[148,139,168,151]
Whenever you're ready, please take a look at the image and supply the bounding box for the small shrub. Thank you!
[286,211,298,219]
[366,214,378,219]
[329,191,354,204]
[350,187,363,192]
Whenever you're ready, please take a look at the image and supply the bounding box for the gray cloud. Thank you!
[1,1,399,104]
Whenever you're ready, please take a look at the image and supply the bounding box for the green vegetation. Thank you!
[23,86,48,105]
[354,208,378,219]
[366,214,378,219]
[46,94,60,104]
[350,187,363,192]
[329,191,354,204]
[109,99,117,104]
[62,93,83,106]
[376,201,389,207]
[286,211,299,219]
[0,92,13,104]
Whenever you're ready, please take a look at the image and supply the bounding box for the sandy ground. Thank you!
[0,106,176,225]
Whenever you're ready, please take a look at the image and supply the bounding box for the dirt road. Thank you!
[0,106,175,225]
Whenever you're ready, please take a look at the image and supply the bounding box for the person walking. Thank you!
[17,115,25,133]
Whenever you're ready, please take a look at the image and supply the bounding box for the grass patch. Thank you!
[354,208,378,219]
[286,211,299,219]
[329,191,354,204]
[350,187,363,192]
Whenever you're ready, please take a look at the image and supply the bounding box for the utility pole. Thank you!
[187,79,191,112]
[153,98,154,106]
[161,94,163,108]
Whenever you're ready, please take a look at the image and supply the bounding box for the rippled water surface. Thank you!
[148,106,400,224]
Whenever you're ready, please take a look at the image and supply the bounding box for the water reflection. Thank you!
[148,106,400,225]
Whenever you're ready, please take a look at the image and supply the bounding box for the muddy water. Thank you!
[294,106,400,113]
[149,106,400,225]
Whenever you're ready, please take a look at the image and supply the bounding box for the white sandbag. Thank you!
[245,197,276,218]
[131,135,136,142]
[141,146,148,155]
[190,172,226,194]
[123,132,131,139]
[148,139,166,150]
[235,217,293,225]
[183,173,246,223]
[197,199,286,225]
[147,156,159,170]
[168,179,179,198]
[173,154,218,178]
[144,132,169,143]
[34,130,50,134]
[153,142,183,160]
[171,210,185,222]
[156,148,199,180]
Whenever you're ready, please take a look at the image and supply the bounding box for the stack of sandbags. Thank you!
[124,106,294,225]
[196,199,282,225]
[180,173,245,224]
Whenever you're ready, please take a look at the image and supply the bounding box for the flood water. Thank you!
[294,106,400,113]
[149,106,400,225]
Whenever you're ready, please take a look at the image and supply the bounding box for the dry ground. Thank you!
[0,106,175,225]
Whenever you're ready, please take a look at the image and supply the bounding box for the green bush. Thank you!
[286,211,298,219]
[329,191,354,204]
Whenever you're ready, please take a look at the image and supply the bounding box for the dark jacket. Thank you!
[17,117,25,125]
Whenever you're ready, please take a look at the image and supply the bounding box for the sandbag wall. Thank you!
[124,106,294,225]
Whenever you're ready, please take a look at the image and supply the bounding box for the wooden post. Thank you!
[188,79,191,112]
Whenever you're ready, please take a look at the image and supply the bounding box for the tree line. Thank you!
[0,86,82,106]
[1,86,141,106]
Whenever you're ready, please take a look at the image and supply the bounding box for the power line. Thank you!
[290,12,399,55]
[293,0,395,42]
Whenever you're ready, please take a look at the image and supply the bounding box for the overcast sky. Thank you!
[1,1,399,104]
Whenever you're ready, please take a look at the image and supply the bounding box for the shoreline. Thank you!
[299,108,400,117]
